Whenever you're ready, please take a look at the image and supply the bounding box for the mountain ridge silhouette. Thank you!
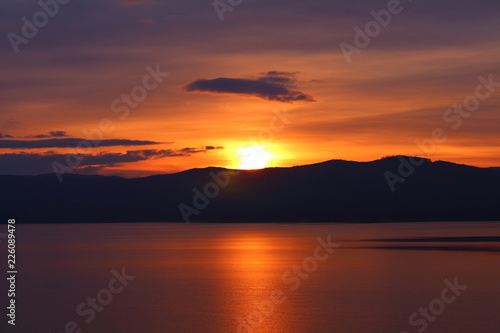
[1,156,499,223]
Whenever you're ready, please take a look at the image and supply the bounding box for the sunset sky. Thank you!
[1,0,499,177]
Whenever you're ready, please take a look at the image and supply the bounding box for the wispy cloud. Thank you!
[24,131,68,138]
[49,131,68,137]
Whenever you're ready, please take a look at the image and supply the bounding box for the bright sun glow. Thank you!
[237,145,274,170]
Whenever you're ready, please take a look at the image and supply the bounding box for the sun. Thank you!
[237,145,274,170]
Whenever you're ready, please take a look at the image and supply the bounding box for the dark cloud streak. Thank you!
[0,146,224,175]
[185,71,315,103]
[0,138,164,149]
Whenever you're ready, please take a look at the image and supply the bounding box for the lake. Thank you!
[11,222,500,332]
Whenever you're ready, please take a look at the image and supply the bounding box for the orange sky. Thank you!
[1,0,499,176]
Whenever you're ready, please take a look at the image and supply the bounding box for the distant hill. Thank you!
[1,156,499,223]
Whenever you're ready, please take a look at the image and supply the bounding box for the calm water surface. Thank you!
[11,222,500,332]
